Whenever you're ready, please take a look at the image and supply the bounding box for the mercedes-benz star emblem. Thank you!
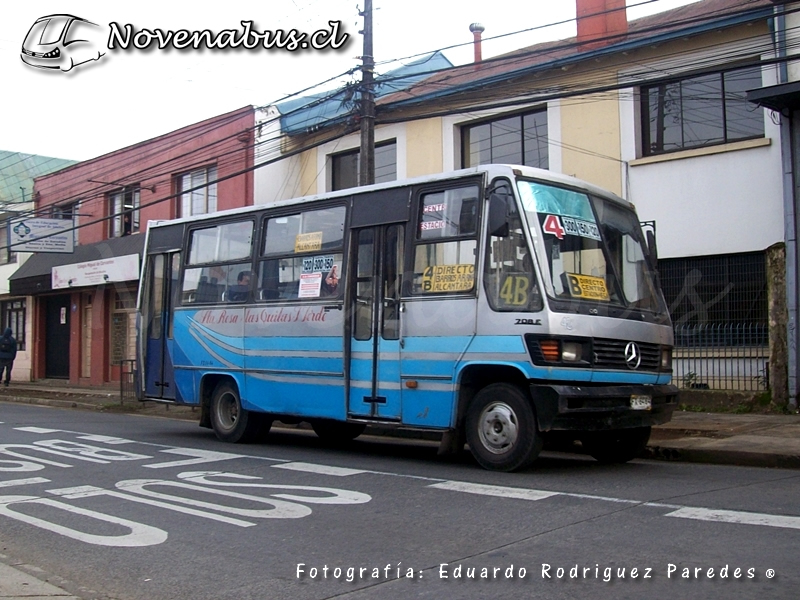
[624,341,641,369]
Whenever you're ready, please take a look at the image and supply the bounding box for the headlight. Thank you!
[42,48,61,58]
[561,342,583,362]
[526,336,589,366]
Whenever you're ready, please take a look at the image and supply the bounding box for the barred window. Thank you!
[110,292,136,364]
[658,252,767,327]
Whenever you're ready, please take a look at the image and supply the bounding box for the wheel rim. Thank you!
[477,401,518,454]
[215,391,239,432]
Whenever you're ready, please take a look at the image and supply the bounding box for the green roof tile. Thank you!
[0,150,77,205]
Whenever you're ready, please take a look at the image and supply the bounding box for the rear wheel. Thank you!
[210,381,270,443]
[465,383,542,472]
[311,420,366,444]
[581,426,651,464]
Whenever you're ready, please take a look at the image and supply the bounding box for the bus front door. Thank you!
[348,224,404,421]
[143,252,179,400]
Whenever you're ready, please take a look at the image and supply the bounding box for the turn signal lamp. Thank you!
[539,340,560,362]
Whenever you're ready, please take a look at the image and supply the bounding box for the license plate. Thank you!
[630,395,652,410]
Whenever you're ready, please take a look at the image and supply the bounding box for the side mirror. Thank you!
[488,193,511,237]
[646,229,658,261]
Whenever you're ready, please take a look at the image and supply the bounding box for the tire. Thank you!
[581,426,651,464]
[210,381,271,443]
[311,420,366,444]
[465,383,542,472]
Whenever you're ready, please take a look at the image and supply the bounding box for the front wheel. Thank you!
[210,381,270,443]
[581,426,651,464]
[465,383,542,472]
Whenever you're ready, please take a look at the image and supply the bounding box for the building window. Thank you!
[52,201,78,245]
[0,226,14,265]
[1,299,25,351]
[178,166,218,217]
[642,66,764,156]
[109,187,140,237]
[110,292,136,364]
[462,109,548,169]
[331,141,396,191]
[52,202,77,220]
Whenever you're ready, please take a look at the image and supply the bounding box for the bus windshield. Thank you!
[516,179,666,314]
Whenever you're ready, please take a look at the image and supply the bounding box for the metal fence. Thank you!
[672,323,769,392]
[119,359,137,403]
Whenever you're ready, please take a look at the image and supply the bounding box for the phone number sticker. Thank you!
[302,255,334,273]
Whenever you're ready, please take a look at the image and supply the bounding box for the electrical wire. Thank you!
[0,0,791,253]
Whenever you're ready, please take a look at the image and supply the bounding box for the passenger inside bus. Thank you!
[225,270,252,302]
[321,266,339,296]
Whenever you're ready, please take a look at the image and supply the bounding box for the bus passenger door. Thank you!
[348,224,404,421]
[143,252,179,400]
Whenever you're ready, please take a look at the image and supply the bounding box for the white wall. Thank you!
[626,140,784,259]
[253,106,304,205]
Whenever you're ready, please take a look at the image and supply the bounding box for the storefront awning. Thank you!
[9,234,145,296]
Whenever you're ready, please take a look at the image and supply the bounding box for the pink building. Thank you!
[9,106,255,385]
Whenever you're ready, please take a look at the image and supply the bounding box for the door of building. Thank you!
[45,294,71,378]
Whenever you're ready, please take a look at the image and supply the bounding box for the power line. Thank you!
[1,0,788,251]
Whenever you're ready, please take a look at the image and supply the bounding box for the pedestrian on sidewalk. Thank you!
[0,328,17,387]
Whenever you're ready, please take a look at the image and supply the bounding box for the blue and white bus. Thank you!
[137,165,677,471]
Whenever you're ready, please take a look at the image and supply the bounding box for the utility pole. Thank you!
[359,0,375,186]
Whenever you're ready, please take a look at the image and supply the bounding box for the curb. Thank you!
[2,394,104,411]
[645,444,800,469]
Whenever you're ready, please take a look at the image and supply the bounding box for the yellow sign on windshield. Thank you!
[565,273,609,301]
[422,264,475,292]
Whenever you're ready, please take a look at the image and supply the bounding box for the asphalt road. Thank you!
[0,402,798,600]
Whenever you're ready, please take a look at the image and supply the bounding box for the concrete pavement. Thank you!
[2,381,800,469]
[1,382,799,599]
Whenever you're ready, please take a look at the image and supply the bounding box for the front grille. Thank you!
[593,338,661,370]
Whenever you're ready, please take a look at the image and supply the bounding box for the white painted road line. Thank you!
[0,478,50,488]
[14,428,61,434]
[430,481,560,502]
[77,435,136,445]
[666,507,800,531]
[272,462,366,477]
[143,448,245,469]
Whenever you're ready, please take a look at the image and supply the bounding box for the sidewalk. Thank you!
[0,561,80,600]
[2,381,800,469]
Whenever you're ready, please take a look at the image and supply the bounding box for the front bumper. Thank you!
[530,383,678,432]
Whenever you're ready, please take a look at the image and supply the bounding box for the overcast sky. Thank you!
[0,0,698,162]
